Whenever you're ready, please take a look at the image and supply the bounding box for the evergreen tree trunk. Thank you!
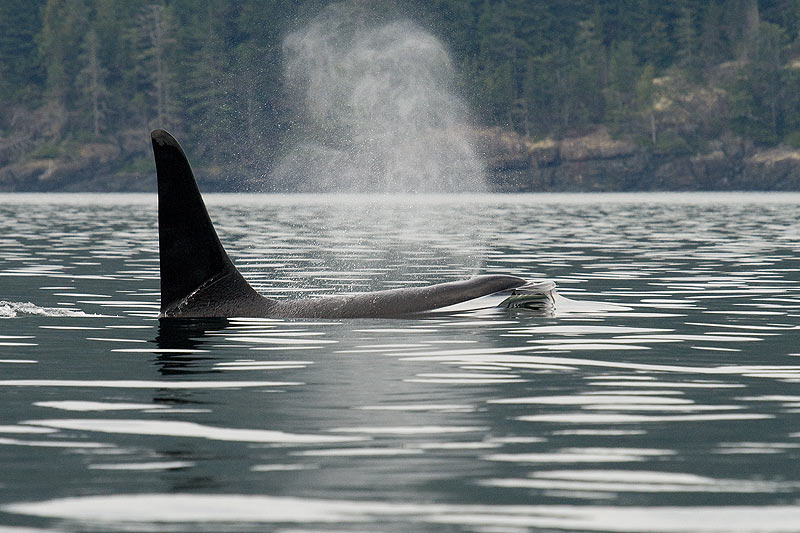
[136,4,174,129]
[150,8,165,125]
[86,32,102,137]
[650,111,656,144]
[742,0,761,60]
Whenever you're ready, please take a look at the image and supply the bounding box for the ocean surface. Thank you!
[1,192,799,532]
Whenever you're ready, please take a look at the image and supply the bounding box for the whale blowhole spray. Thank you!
[273,2,486,193]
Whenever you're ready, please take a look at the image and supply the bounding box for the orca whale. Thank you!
[151,129,554,318]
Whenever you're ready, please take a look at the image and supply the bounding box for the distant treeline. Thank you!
[2,0,800,176]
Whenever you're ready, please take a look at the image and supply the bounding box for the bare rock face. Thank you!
[480,127,639,171]
[0,142,129,191]
[741,148,800,189]
[0,160,54,190]
[478,125,800,192]
[558,129,637,162]
[477,127,534,171]
[77,143,121,164]
[480,126,646,191]
[528,139,559,168]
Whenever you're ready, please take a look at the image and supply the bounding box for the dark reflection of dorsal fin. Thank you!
[151,129,268,316]
[154,317,230,376]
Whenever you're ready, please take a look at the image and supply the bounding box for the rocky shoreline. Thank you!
[480,127,800,192]
[2,127,800,192]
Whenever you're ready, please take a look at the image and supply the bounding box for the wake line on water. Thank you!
[0,301,94,318]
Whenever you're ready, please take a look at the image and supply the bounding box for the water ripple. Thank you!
[2,194,800,531]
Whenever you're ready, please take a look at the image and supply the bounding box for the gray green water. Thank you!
[1,192,799,532]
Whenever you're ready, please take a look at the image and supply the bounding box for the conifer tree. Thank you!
[676,6,699,77]
[699,2,726,71]
[573,17,606,126]
[0,0,45,104]
[604,40,639,133]
[730,22,787,144]
[37,0,89,134]
[634,64,657,144]
[134,3,177,131]
[77,30,108,138]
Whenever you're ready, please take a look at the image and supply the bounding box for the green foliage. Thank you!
[654,130,692,155]
[27,142,62,160]
[119,155,154,174]
[729,22,790,145]
[699,2,725,70]
[37,0,89,105]
[0,1,45,103]
[3,0,800,172]
[604,40,640,135]
[783,130,800,147]
[675,6,698,74]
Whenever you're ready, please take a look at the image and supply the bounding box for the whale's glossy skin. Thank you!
[151,129,530,318]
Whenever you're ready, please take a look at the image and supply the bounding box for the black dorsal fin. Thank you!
[151,129,266,316]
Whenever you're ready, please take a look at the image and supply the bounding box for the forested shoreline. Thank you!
[3,0,800,191]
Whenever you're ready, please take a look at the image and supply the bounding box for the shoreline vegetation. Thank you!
[3,125,800,192]
[3,0,800,192]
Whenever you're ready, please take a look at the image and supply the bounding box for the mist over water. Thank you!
[273,2,485,193]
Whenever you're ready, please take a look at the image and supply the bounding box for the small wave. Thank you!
[0,301,93,318]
